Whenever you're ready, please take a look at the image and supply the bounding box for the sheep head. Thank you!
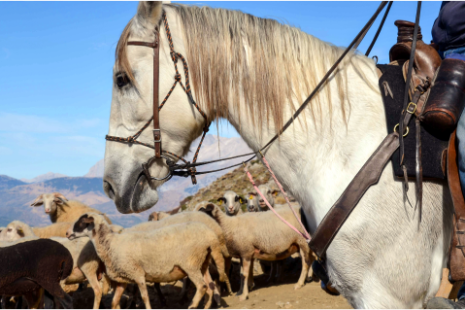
[247,193,259,212]
[251,185,278,211]
[148,212,159,221]
[197,203,221,220]
[31,192,68,215]
[67,213,107,240]
[218,191,246,216]
[4,221,30,241]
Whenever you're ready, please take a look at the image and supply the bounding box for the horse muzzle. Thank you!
[105,166,159,214]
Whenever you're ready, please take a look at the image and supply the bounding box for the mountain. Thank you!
[0,175,156,227]
[85,159,104,178]
[0,175,26,190]
[21,172,67,183]
[0,134,254,227]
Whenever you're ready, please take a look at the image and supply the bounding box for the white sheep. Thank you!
[248,184,279,212]
[148,206,182,221]
[3,220,104,309]
[197,203,314,301]
[126,209,232,296]
[218,190,244,216]
[246,195,259,212]
[30,192,112,224]
[68,213,228,309]
[147,211,170,221]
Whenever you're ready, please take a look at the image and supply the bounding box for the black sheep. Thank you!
[0,238,74,308]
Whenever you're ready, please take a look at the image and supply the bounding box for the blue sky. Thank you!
[0,1,442,179]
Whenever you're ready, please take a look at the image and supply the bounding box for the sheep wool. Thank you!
[69,213,230,309]
[198,203,314,301]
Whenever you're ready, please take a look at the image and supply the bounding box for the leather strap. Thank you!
[309,132,400,258]
[128,29,161,158]
[447,131,465,281]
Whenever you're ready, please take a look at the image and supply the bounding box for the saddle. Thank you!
[379,20,447,180]
[382,20,465,282]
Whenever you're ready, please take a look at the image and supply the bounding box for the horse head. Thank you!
[104,2,206,213]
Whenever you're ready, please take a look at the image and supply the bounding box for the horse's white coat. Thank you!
[104,3,453,308]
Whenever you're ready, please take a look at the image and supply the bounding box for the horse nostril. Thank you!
[103,180,116,200]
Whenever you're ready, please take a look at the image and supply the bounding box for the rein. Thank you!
[105,2,435,261]
[106,2,391,184]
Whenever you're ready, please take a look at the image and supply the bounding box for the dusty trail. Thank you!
[72,257,351,309]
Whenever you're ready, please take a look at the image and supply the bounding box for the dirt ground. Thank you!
[71,257,351,309]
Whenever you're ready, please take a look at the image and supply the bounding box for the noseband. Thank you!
[105,11,209,185]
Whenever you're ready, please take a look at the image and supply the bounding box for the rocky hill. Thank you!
[177,160,291,212]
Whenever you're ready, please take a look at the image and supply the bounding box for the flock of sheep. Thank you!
[0,184,317,309]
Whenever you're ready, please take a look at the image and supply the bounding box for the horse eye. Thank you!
[115,74,129,88]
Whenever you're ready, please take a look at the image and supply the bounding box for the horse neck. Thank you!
[223,64,387,232]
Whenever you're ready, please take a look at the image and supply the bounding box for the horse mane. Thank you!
[116,4,376,134]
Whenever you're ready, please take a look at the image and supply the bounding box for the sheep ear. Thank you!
[16,227,24,237]
[31,195,44,207]
[148,212,158,221]
[272,190,279,197]
[82,216,95,224]
[240,197,247,204]
[53,193,68,204]
[135,2,163,28]
[217,198,226,205]
[199,204,215,217]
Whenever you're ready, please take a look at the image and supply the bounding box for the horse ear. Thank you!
[135,1,163,27]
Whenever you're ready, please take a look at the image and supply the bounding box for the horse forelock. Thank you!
[116,4,377,135]
[116,19,135,84]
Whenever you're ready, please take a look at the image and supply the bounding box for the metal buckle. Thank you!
[393,123,409,137]
[153,129,161,143]
[143,155,172,181]
[406,102,417,114]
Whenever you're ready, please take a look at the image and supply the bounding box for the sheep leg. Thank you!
[153,283,166,307]
[23,288,44,309]
[209,245,233,297]
[135,278,151,309]
[248,259,255,291]
[180,278,191,303]
[267,262,276,283]
[38,282,73,309]
[186,271,207,309]
[204,269,222,309]
[295,245,312,290]
[87,273,102,309]
[275,261,283,281]
[111,283,127,309]
[238,258,252,301]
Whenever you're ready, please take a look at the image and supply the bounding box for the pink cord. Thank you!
[244,161,311,242]
[261,156,311,240]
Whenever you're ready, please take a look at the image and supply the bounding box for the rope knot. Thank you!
[127,136,135,143]
[174,74,181,82]
[170,51,177,63]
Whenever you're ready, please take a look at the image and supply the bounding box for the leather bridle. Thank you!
[105,11,210,185]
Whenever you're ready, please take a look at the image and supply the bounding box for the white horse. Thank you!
[103,2,453,308]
